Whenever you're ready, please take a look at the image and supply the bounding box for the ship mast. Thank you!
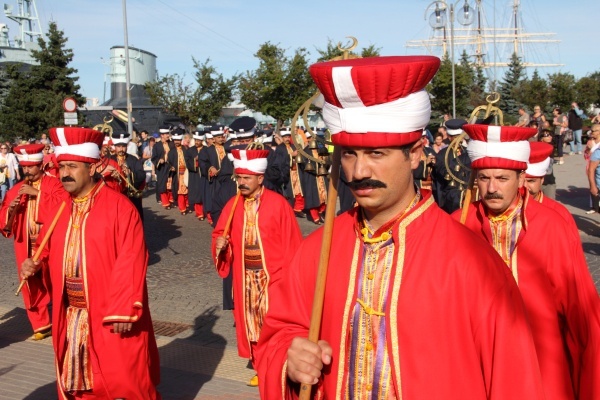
[406,0,563,71]
[3,0,42,48]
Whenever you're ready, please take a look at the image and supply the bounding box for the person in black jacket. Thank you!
[111,132,146,221]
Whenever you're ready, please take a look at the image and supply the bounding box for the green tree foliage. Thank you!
[238,42,314,128]
[192,58,238,125]
[429,54,473,119]
[315,38,381,62]
[517,70,549,113]
[574,73,600,110]
[498,52,525,117]
[145,58,237,129]
[0,22,83,141]
[547,72,576,111]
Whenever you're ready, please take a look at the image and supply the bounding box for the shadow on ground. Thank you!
[157,306,226,399]
[0,307,33,349]
[143,190,182,266]
[23,382,57,400]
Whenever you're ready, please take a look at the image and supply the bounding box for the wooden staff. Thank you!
[459,170,476,224]
[15,201,66,296]
[299,147,341,400]
[215,191,241,261]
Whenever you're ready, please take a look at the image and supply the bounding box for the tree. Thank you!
[518,70,549,113]
[145,58,237,129]
[315,38,381,62]
[0,22,84,140]
[547,72,576,111]
[238,42,314,128]
[498,52,526,118]
[145,73,197,129]
[429,54,473,119]
[574,73,600,111]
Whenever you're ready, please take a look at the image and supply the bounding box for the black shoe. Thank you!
[294,211,306,218]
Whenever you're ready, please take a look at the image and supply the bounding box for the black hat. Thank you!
[159,124,172,134]
[171,127,185,140]
[444,119,468,136]
[110,131,131,145]
[230,116,256,138]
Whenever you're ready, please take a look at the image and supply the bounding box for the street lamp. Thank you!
[426,0,474,118]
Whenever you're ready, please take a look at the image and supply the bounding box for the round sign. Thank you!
[63,97,77,112]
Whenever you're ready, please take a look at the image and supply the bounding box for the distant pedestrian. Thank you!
[552,107,568,164]
[515,107,531,127]
[567,102,585,155]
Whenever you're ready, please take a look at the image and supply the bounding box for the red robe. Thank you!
[36,183,160,399]
[212,187,302,358]
[539,194,579,237]
[0,175,67,332]
[256,192,545,399]
[456,194,600,400]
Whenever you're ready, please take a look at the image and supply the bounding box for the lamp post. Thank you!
[426,0,474,118]
[122,0,133,137]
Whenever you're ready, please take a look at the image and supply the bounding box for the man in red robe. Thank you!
[455,124,600,400]
[256,56,545,399]
[0,144,67,340]
[525,141,579,236]
[21,127,161,399]
[212,147,302,387]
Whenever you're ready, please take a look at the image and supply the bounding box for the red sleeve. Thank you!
[36,176,69,225]
[102,198,148,325]
[0,185,20,238]
[211,197,235,278]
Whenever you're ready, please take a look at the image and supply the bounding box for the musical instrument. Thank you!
[3,176,30,235]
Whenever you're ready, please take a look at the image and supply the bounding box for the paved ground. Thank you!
[0,152,598,399]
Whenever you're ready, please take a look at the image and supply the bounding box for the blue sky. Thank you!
[3,0,597,102]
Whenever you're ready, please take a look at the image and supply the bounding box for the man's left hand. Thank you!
[19,184,39,197]
[112,322,132,334]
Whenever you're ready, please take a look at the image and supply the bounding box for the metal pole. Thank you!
[450,4,456,118]
[122,0,133,137]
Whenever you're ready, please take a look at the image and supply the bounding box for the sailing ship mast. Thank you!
[406,0,563,70]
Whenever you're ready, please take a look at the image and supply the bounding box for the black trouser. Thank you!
[554,134,564,157]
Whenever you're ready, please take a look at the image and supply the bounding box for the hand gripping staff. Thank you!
[299,147,341,400]
[214,190,241,263]
[15,201,66,296]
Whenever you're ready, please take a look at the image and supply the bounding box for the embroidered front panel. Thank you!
[488,197,523,267]
[26,180,41,254]
[244,269,268,342]
[177,147,188,195]
[61,306,93,392]
[347,235,396,399]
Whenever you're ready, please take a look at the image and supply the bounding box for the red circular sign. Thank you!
[63,97,77,112]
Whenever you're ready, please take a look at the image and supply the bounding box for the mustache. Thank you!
[484,193,503,200]
[238,185,250,190]
[347,179,387,190]
[61,176,75,183]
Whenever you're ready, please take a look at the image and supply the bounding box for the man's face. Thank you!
[141,132,148,140]
[195,138,203,147]
[22,164,43,182]
[160,133,170,142]
[207,138,215,146]
[236,174,263,198]
[282,135,291,144]
[341,142,421,220]
[238,136,254,145]
[215,135,225,145]
[476,169,525,215]
[525,177,544,197]
[115,143,127,156]
[59,161,95,197]
[174,139,182,148]
[519,109,525,116]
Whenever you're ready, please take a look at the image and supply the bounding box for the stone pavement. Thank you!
[0,153,598,399]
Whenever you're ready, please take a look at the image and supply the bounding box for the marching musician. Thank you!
[256,56,545,399]
[277,128,306,216]
[152,124,175,210]
[185,130,209,221]
[212,147,302,387]
[110,131,145,220]
[167,127,190,215]
[21,127,160,399]
[456,124,600,400]
[0,144,68,340]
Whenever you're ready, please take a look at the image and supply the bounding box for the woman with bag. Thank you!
[552,107,568,165]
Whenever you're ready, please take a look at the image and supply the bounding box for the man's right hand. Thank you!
[21,258,41,280]
[287,337,332,385]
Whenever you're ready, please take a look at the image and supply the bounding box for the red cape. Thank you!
[37,183,160,399]
[456,194,600,400]
[0,175,68,331]
[212,188,302,358]
[257,193,545,399]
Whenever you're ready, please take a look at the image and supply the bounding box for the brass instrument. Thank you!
[92,115,114,136]
[3,177,30,235]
